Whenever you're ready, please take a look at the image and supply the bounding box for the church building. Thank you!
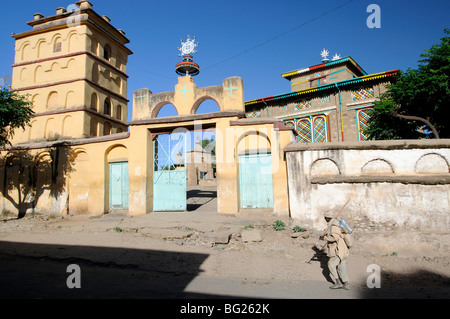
[245,52,399,143]
[10,0,132,143]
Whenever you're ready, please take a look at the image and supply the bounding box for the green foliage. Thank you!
[364,28,450,139]
[293,225,306,233]
[0,88,34,147]
[201,138,216,157]
[273,220,286,231]
[365,83,424,140]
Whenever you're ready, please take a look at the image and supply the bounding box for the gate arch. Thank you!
[191,96,221,115]
[152,101,178,118]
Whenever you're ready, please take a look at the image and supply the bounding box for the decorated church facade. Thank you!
[245,54,398,143]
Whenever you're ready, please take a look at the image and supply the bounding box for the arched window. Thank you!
[104,99,111,116]
[91,63,99,83]
[47,91,59,109]
[91,37,98,55]
[91,93,98,111]
[357,108,372,141]
[21,43,31,61]
[103,44,111,61]
[53,37,62,53]
[103,122,112,136]
[90,118,98,137]
[116,54,123,70]
[116,105,122,120]
[284,115,329,144]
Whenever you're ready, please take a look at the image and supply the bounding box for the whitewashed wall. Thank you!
[284,140,450,231]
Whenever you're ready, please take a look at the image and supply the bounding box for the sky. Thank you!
[1,0,449,122]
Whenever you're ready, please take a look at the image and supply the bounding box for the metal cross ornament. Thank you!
[178,35,199,56]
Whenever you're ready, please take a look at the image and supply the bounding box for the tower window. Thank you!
[53,38,62,53]
[104,99,111,116]
[103,45,111,61]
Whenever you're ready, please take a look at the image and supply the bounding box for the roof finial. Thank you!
[332,53,342,61]
[320,48,330,63]
[176,36,200,76]
[177,35,199,57]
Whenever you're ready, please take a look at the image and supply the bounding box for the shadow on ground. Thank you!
[359,269,450,299]
[186,188,217,212]
[299,247,450,299]
[0,241,230,299]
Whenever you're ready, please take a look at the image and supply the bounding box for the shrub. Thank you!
[273,220,286,231]
[293,225,306,233]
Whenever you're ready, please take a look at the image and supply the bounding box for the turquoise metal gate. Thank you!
[153,132,187,211]
[239,153,274,209]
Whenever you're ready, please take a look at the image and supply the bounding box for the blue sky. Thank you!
[1,0,449,121]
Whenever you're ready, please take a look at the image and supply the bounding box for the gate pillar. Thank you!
[127,125,153,215]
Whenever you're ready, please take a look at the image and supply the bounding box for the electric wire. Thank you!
[127,0,354,79]
[203,0,354,71]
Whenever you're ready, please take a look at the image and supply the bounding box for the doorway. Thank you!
[239,153,274,209]
[109,161,129,210]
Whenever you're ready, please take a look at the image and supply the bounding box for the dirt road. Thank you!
[0,191,449,300]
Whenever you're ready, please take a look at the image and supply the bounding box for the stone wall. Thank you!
[284,140,450,231]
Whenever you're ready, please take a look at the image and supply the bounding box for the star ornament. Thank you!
[332,53,342,61]
[177,35,199,56]
[320,49,329,60]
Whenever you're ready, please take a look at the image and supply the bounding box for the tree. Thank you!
[0,87,34,148]
[364,28,450,140]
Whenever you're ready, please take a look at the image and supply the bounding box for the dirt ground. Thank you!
[0,191,449,299]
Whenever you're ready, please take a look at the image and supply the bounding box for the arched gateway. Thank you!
[127,36,293,215]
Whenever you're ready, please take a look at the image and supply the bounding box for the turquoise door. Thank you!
[153,132,187,211]
[239,153,274,209]
[109,162,129,210]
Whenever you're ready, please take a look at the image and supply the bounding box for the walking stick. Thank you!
[305,199,351,264]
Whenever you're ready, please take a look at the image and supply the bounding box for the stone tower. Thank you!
[10,0,132,143]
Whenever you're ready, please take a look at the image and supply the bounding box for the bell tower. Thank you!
[10,0,132,143]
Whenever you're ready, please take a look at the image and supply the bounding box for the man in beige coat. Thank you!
[323,211,350,290]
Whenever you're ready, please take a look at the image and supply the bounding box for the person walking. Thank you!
[322,211,350,290]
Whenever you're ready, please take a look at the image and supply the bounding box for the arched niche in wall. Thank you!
[310,158,340,176]
[361,159,394,174]
[415,153,449,174]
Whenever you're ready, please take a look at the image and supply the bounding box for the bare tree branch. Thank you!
[390,111,440,139]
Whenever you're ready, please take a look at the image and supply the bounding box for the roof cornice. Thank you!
[245,69,399,107]
[281,56,367,80]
